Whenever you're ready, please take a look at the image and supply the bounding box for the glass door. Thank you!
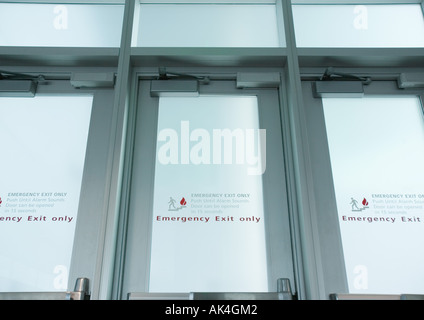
[0,77,117,299]
[118,76,295,299]
[302,78,424,297]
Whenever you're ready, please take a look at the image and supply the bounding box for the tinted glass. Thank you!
[0,3,124,47]
[293,4,424,47]
[149,95,268,292]
[0,95,92,291]
[323,96,424,294]
[135,4,282,47]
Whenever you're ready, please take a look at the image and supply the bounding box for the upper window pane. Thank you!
[134,4,283,47]
[0,3,124,47]
[293,4,424,48]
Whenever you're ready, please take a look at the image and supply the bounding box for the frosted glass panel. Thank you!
[0,4,124,47]
[293,4,424,47]
[135,4,282,47]
[0,95,92,291]
[149,95,268,292]
[323,96,424,294]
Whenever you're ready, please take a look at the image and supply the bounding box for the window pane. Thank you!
[149,95,268,292]
[0,4,124,47]
[0,95,92,291]
[323,96,424,294]
[293,4,424,47]
[134,4,283,47]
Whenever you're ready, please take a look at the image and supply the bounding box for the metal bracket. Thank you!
[0,80,37,97]
[0,69,46,83]
[150,79,199,97]
[0,69,47,97]
[66,277,91,300]
[320,67,372,85]
[313,81,364,98]
[277,278,294,300]
[70,72,116,88]
[236,72,281,89]
[157,67,210,84]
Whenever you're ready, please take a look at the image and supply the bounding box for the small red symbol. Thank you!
[362,198,369,206]
[180,197,187,206]
[0,197,2,206]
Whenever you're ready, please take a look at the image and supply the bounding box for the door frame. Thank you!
[113,68,298,299]
[0,76,118,298]
[301,77,424,298]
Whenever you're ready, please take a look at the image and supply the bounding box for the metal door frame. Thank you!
[113,69,297,299]
[0,75,118,299]
[301,76,424,298]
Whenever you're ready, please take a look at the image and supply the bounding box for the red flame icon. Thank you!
[180,197,187,206]
[362,198,369,206]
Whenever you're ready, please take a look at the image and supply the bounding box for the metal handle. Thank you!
[66,277,90,300]
[277,278,293,300]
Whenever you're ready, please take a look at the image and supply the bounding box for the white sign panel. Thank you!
[0,95,92,291]
[323,96,424,294]
[149,96,268,293]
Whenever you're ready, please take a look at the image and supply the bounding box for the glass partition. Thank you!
[0,95,92,291]
[149,95,268,292]
[0,3,124,47]
[133,3,283,47]
[293,4,424,48]
[323,95,424,294]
